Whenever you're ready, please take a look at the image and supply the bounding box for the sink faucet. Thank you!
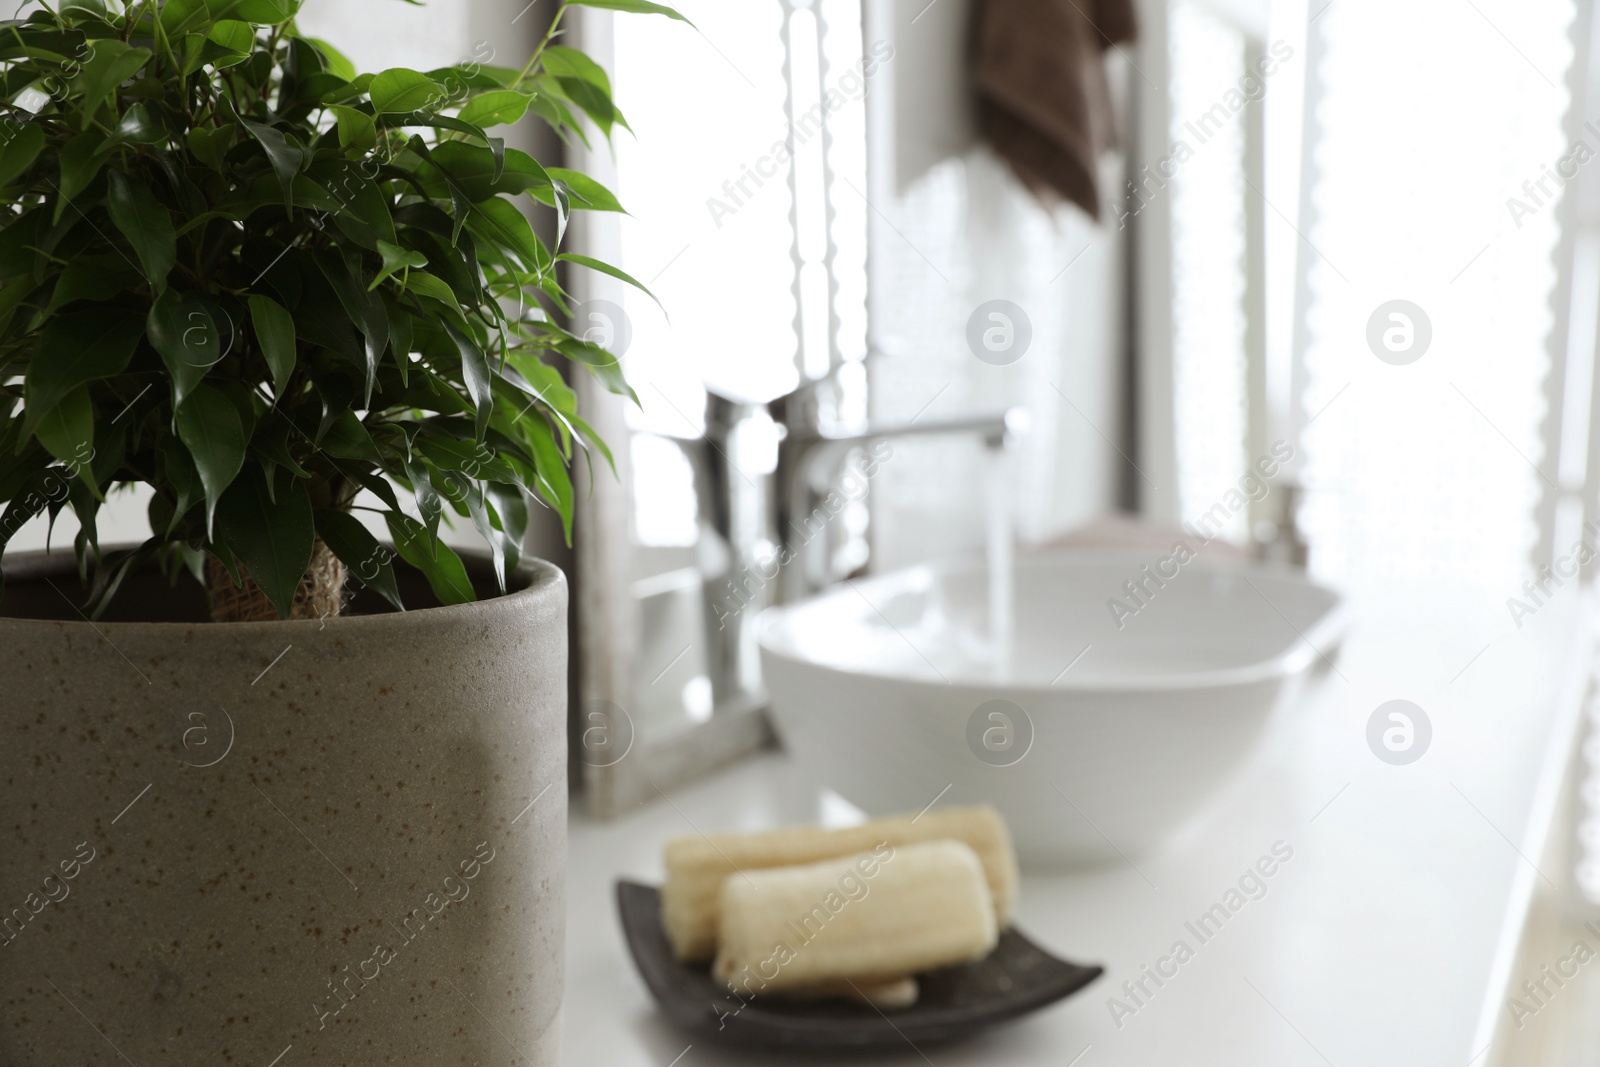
[667,375,1024,713]
[768,376,1026,604]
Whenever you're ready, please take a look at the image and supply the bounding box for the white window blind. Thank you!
[1297,0,1574,595]
[1168,1,1252,542]
[611,0,869,546]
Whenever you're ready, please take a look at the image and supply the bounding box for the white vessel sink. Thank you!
[757,551,1346,867]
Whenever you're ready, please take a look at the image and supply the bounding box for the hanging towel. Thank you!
[973,0,1138,219]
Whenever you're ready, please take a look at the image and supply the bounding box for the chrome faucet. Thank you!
[667,375,1024,713]
[768,377,1026,604]
[1251,480,1310,567]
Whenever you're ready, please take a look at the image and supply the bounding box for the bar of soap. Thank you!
[662,806,1019,962]
[712,840,999,997]
[767,976,920,1009]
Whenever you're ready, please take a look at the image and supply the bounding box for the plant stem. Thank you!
[517,2,568,86]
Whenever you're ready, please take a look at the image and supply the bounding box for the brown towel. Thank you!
[974,0,1137,218]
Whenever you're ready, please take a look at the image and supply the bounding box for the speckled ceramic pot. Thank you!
[0,548,568,1066]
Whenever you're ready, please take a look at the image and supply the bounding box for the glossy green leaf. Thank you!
[370,67,441,114]
[566,0,691,21]
[33,387,96,493]
[175,383,247,538]
[215,0,303,24]
[467,197,549,273]
[248,294,297,398]
[185,123,235,170]
[207,19,254,53]
[321,411,381,464]
[307,37,356,81]
[315,250,387,405]
[457,89,532,128]
[238,117,303,207]
[22,309,144,437]
[106,171,177,285]
[329,104,376,151]
[557,252,661,307]
[522,413,575,542]
[542,47,613,93]
[370,240,428,290]
[315,508,402,610]
[217,469,312,619]
[545,167,624,212]
[56,130,108,207]
[0,123,44,188]
[147,289,222,406]
[401,270,464,318]
[417,141,551,201]
[76,39,152,129]
[42,255,141,316]
[385,510,474,605]
[155,437,202,533]
[102,104,169,152]
[160,0,212,37]
[444,319,493,440]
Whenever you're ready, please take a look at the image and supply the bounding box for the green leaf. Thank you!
[56,129,108,208]
[238,117,304,208]
[314,250,387,405]
[557,252,661,307]
[315,508,402,610]
[217,469,312,620]
[0,123,44,188]
[467,197,549,274]
[553,334,632,400]
[457,89,532,128]
[106,171,177,285]
[102,104,169,152]
[156,436,202,534]
[174,383,247,538]
[41,255,141,317]
[401,270,464,318]
[185,123,235,170]
[0,276,36,333]
[22,309,144,437]
[147,289,223,406]
[75,39,152,129]
[60,0,109,16]
[523,413,575,542]
[369,67,441,114]
[566,0,691,21]
[444,319,493,440]
[545,167,624,212]
[214,0,303,24]
[160,0,213,36]
[370,239,428,290]
[329,104,376,151]
[305,159,395,248]
[321,411,381,463]
[33,387,97,494]
[385,510,474,606]
[207,19,254,53]
[307,37,356,81]
[417,141,551,201]
[248,294,297,398]
[542,46,613,93]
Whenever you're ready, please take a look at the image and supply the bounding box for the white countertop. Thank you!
[562,583,1592,1067]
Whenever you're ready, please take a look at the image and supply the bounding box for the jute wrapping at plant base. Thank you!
[0,552,569,1066]
[208,540,347,622]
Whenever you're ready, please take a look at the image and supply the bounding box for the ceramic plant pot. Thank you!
[0,547,568,1066]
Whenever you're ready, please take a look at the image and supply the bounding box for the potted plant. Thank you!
[0,0,680,1063]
